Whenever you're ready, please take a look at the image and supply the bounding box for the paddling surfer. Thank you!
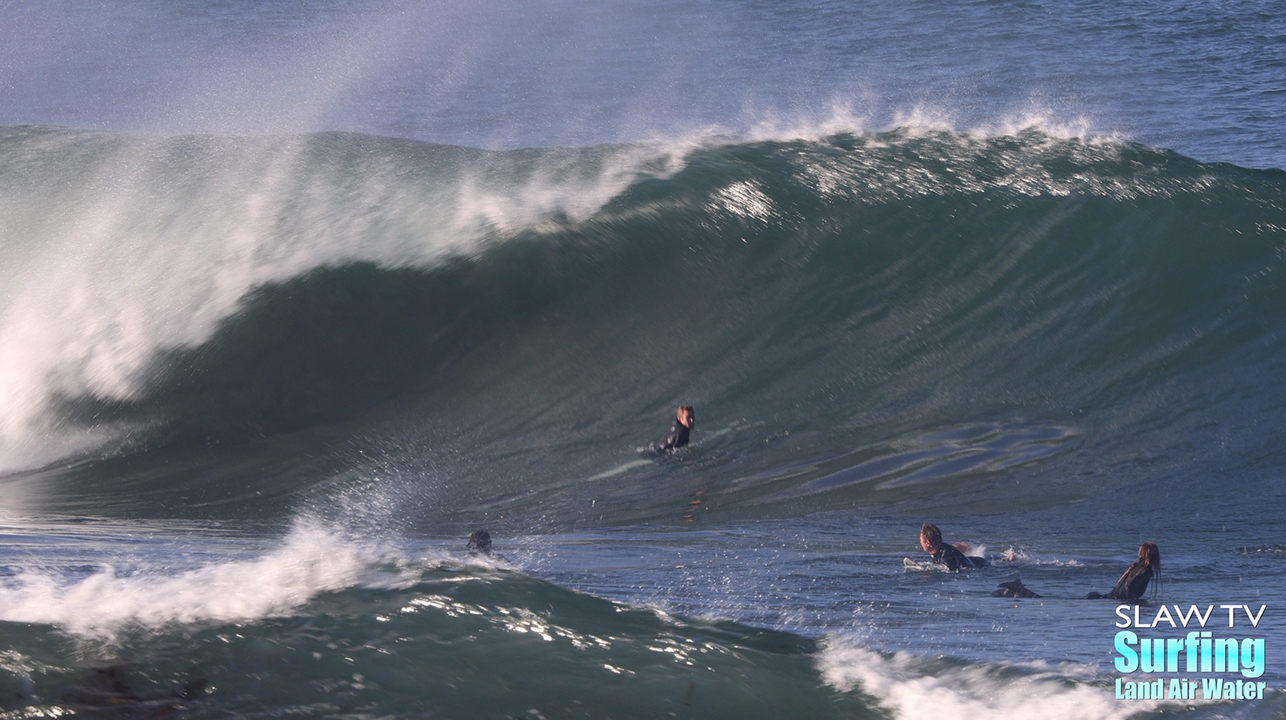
[467,529,511,563]
[642,406,694,458]
[920,523,989,571]
[468,530,493,556]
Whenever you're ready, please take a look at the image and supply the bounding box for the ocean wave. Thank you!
[1,125,1283,524]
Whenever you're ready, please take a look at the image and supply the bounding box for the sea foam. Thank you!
[818,638,1162,720]
[0,519,414,638]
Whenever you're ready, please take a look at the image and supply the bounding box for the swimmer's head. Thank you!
[677,406,695,428]
[1136,541,1161,599]
[920,523,942,552]
[1138,542,1160,570]
[468,530,492,554]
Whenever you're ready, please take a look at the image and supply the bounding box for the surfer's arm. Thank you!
[651,421,689,453]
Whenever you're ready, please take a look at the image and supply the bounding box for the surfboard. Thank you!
[903,557,939,571]
[586,459,652,482]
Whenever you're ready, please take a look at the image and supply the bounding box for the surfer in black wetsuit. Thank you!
[468,530,492,556]
[920,523,989,571]
[1086,542,1159,602]
[467,529,510,563]
[642,406,694,458]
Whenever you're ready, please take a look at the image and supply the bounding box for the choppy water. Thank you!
[2,1,1285,718]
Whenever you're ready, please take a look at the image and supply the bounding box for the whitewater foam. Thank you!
[818,638,1162,720]
[0,130,679,471]
[0,519,414,638]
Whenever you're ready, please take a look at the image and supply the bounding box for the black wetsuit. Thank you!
[1087,562,1153,601]
[991,578,1041,598]
[932,543,988,572]
[643,419,690,457]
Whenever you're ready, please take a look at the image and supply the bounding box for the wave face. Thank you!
[3,125,1286,527]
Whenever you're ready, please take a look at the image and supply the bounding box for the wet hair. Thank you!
[678,405,694,421]
[1138,542,1160,569]
[468,530,492,554]
[1139,541,1161,596]
[920,523,942,549]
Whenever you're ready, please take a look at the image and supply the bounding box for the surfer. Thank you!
[467,530,493,556]
[467,529,510,563]
[920,523,989,571]
[1086,542,1160,602]
[642,405,695,458]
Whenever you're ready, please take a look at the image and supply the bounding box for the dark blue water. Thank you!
[1,2,1285,718]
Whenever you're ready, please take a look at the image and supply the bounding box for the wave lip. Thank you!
[0,127,679,472]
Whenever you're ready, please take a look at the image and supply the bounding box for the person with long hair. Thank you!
[1087,542,1160,601]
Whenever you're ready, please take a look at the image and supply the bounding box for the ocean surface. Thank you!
[2,1,1286,718]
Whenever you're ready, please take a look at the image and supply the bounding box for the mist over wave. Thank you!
[0,127,678,469]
